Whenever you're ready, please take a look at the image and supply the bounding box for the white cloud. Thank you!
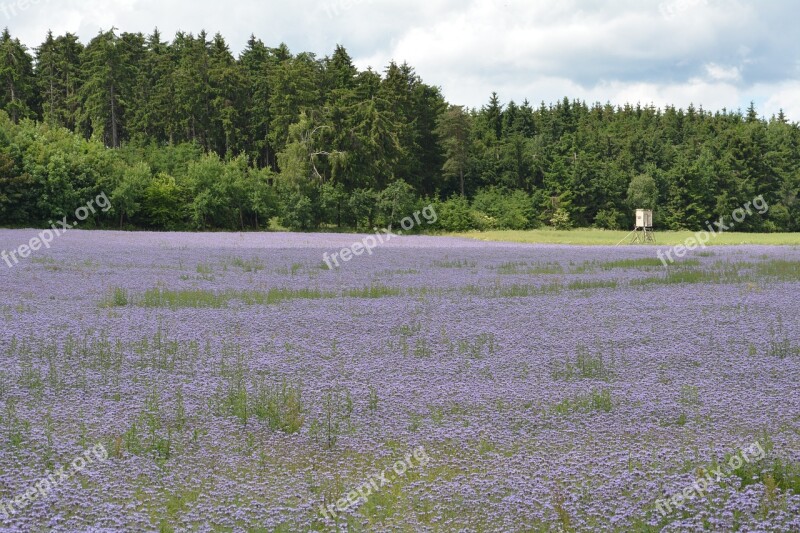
[2,0,798,121]
[760,81,800,121]
[705,63,741,83]
[353,0,798,119]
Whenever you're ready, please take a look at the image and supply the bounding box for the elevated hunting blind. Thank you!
[616,209,656,245]
[631,209,655,244]
[635,209,653,229]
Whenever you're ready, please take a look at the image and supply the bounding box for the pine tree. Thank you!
[0,29,36,123]
[268,49,321,157]
[35,31,59,124]
[208,32,245,156]
[436,105,473,196]
[379,62,425,181]
[173,31,212,148]
[36,32,83,130]
[484,92,503,140]
[409,83,446,195]
[79,29,143,147]
[128,29,176,144]
[239,35,275,167]
[325,45,357,96]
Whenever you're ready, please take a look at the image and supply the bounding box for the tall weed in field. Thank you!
[310,388,353,450]
[252,379,305,434]
[552,344,615,381]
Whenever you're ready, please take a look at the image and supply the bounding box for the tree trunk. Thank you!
[110,84,119,148]
[49,77,55,124]
[9,83,17,124]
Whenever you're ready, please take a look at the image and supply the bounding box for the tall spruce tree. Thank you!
[79,29,143,147]
[128,29,176,144]
[239,35,275,167]
[0,29,35,123]
[436,105,473,196]
[35,31,83,129]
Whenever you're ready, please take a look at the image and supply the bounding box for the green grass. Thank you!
[551,388,614,415]
[102,287,337,309]
[462,278,619,298]
[432,259,477,268]
[230,257,265,272]
[566,279,618,291]
[552,345,615,381]
[756,260,800,281]
[573,258,700,274]
[452,228,800,246]
[767,317,799,358]
[630,266,745,286]
[139,288,333,308]
[102,285,411,309]
[493,283,563,297]
[196,263,213,275]
[344,285,403,298]
[493,261,564,275]
[599,258,680,269]
[108,287,129,307]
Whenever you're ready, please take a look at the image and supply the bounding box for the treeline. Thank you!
[0,27,798,232]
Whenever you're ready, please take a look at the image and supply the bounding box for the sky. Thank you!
[2,0,799,120]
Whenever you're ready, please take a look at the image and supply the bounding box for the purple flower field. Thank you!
[1,230,799,532]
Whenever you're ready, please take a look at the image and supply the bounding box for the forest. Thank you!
[0,27,798,232]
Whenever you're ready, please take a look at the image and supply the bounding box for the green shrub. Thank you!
[472,187,536,230]
[347,188,379,230]
[594,208,625,230]
[550,208,573,230]
[503,189,537,229]
[280,192,314,231]
[377,180,418,229]
[435,195,475,232]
